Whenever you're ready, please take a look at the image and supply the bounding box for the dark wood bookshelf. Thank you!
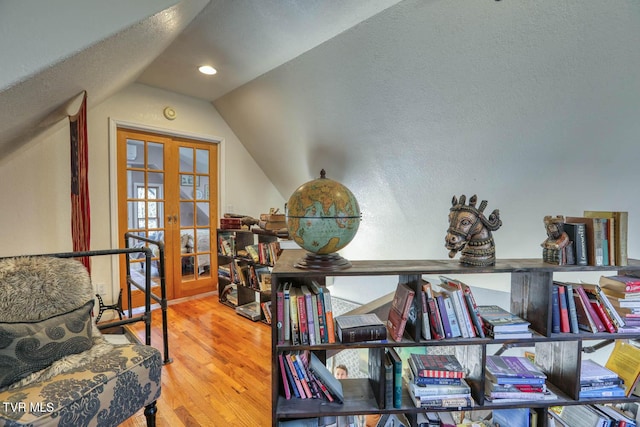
[270,249,640,426]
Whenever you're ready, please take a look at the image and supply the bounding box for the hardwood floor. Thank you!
[119,295,272,427]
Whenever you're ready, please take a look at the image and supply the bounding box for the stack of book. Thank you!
[579,359,626,399]
[565,210,628,267]
[600,275,640,332]
[419,277,485,341]
[278,350,344,403]
[484,355,555,402]
[476,305,531,339]
[549,404,638,427]
[405,353,472,409]
[279,281,336,346]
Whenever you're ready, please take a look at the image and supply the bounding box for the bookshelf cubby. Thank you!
[216,228,278,322]
[270,249,640,426]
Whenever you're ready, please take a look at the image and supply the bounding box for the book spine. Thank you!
[340,324,388,343]
[310,293,320,344]
[278,353,292,399]
[289,289,300,345]
[283,284,290,341]
[297,290,309,344]
[552,284,561,333]
[427,297,445,340]
[558,284,570,333]
[564,284,580,333]
[303,288,316,345]
[390,350,402,408]
[456,289,476,338]
[276,284,284,344]
[463,287,485,338]
[315,290,327,343]
[384,355,393,409]
[442,295,462,338]
[285,353,306,398]
[594,285,626,328]
[291,354,312,398]
[420,289,432,340]
[591,301,616,333]
[436,295,453,339]
[575,285,606,332]
[323,288,335,343]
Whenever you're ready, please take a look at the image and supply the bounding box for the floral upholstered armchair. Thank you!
[0,256,162,427]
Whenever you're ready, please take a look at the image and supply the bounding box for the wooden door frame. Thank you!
[108,118,226,303]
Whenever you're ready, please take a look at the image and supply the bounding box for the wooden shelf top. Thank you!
[272,249,640,277]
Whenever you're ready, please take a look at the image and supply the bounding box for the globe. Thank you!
[287,169,361,270]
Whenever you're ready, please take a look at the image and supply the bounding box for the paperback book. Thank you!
[485,355,547,385]
[477,305,530,334]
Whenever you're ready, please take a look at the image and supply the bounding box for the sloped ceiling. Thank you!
[2,0,640,263]
[0,0,208,158]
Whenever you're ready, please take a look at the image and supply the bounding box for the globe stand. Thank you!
[294,252,352,271]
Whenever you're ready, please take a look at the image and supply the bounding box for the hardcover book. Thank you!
[566,216,606,266]
[584,210,628,266]
[387,347,403,408]
[386,282,415,341]
[551,284,561,333]
[409,353,465,378]
[334,313,387,343]
[557,284,571,333]
[563,222,588,266]
[599,274,640,293]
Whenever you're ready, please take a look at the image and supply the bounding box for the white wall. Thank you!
[214,0,640,302]
[0,83,284,302]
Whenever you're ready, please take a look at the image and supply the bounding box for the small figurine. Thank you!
[445,195,502,266]
[542,215,575,265]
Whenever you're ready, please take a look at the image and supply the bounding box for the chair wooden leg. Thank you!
[144,401,157,427]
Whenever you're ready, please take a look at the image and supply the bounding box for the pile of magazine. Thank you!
[484,355,556,402]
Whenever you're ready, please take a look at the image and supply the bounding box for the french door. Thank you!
[117,128,218,308]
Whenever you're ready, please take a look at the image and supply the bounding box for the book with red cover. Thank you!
[599,275,640,293]
[409,353,465,378]
[427,296,445,340]
[278,353,292,399]
[386,282,415,341]
[557,284,571,333]
[590,300,616,333]
[295,287,309,344]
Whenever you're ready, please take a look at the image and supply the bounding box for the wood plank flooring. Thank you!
[119,295,272,427]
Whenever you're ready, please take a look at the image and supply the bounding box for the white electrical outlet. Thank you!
[96,283,105,295]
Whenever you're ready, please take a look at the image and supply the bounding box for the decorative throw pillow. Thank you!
[0,300,94,388]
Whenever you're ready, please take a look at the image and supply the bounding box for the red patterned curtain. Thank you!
[69,92,91,272]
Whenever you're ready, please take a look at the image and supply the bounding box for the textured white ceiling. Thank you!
[136,0,403,100]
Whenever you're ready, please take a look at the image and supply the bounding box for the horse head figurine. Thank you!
[445,194,502,266]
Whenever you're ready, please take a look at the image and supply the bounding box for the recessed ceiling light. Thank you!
[198,65,217,75]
